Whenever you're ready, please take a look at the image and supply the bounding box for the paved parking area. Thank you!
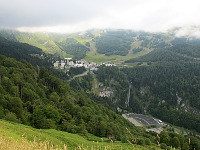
[128,113,159,125]
[122,114,143,127]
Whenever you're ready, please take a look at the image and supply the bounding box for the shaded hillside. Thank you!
[0,35,54,67]
[91,62,200,133]
[169,43,200,58]
[122,61,200,132]
[69,61,200,133]
[125,49,192,63]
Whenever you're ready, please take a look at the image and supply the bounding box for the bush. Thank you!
[160,143,167,149]
[137,138,145,145]
[4,112,21,123]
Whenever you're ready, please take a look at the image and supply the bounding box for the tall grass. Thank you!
[0,135,67,150]
[0,120,159,150]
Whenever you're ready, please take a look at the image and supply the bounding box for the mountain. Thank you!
[59,31,200,135]
[0,29,174,64]
[1,54,200,149]
[0,32,53,67]
[76,38,200,134]
[126,37,200,63]
[1,29,200,149]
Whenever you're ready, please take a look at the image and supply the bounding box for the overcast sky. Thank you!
[1,0,200,34]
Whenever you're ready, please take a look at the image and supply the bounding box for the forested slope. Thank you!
[69,60,200,133]
[68,64,200,149]
[95,30,134,56]
[0,55,155,145]
[126,37,200,63]
[0,34,54,67]
[122,61,200,132]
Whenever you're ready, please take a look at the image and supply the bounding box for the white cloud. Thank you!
[1,0,200,34]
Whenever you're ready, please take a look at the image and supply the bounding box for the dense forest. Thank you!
[69,61,200,133]
[95,30,134,56]
[68,65,200,149]
[139,34,170,49]
[0,34,56,67]
[123,61,200,131]
[0,54,155,144]
[68,66,86,77]
[125,49,192,62]
[92,61,200,133]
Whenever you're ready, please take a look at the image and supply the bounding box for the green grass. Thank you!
[0,119,160,150]
[68,35,92,45]
[16,32,70,57]
[84,47,150,65]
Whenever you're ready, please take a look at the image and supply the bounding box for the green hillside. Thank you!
[15,32,72,57]
[126,37,200,63]
[0,119,152,150]
[1,29,200,149]
[125,49,192,63]
[56,38,90,60]
[0,29,174,64]
[89,61,200,132]
[0,54,163,149]
[0,33,54,68]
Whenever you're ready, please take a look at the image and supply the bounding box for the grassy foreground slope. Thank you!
[0,120,156,150]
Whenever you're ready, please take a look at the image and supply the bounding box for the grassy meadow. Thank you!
[0,120,160,150]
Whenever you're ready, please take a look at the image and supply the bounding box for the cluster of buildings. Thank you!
[53,58,99,70]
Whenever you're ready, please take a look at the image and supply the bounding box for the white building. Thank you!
[54,61,60,68]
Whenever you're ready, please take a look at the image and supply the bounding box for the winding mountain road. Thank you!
[69,70,89,81]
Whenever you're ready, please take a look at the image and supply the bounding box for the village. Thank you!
[53,58,99,70]
[53,58,116,70]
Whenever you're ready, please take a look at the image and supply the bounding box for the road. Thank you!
[69,70,89,81]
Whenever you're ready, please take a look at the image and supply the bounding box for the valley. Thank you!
[0,29,200,149]
[1,0,200,149]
